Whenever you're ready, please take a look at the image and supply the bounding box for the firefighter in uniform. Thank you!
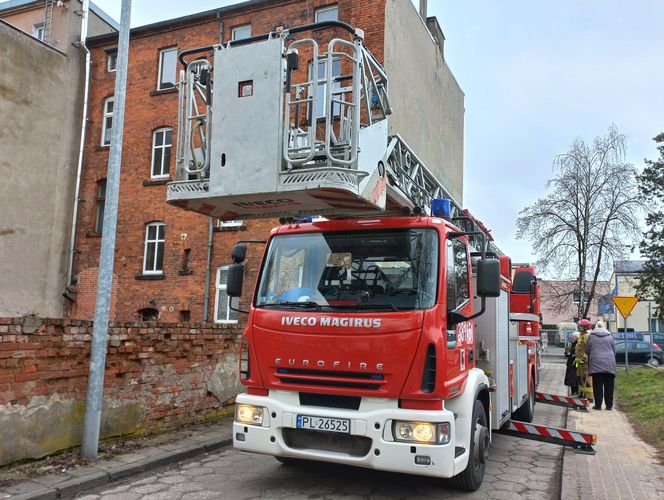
[575,319,594,402]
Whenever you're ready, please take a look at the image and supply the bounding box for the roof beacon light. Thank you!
[432,198,452,220]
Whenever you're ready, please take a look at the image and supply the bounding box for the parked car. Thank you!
[615,340,664,366]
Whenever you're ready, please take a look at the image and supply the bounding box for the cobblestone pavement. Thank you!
[78,364,567,500]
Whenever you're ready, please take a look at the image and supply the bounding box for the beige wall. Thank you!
[604,275,657,333]
[383,0,465,203]
[0,2,115,317]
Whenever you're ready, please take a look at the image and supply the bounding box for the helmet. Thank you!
[579,319,592,329]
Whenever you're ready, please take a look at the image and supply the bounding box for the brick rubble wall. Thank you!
[0,316,242,466]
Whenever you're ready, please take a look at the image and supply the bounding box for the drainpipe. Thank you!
[203,217,214,322]
[66,0,92,286]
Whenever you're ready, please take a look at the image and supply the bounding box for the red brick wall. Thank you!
[0,317,241,426]
[69,0,387,323]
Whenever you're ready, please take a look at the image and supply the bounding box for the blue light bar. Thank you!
[431,198,452,219]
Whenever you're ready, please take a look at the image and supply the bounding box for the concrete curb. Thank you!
[2,433,232,500]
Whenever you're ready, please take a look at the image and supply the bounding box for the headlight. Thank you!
[393,421,451,444]
[236,404,264,425]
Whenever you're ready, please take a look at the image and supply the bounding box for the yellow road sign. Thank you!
[611,296,639,319]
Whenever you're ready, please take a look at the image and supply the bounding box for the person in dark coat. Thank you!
[585,321,617,410]
[564,331,580,395]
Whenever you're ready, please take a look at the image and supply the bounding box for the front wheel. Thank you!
[449,399,489,491]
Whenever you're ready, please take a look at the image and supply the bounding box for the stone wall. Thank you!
[0,316,242,466]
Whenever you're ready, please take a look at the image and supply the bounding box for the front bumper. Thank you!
[233,390,460,478]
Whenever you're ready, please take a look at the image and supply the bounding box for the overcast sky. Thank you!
[93,0,664,263]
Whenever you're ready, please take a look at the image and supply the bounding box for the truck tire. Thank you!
[450,399,489,491]
[513,377,535,422]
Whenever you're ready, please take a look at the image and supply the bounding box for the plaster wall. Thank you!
[0,1,115,317]
[383,0,465,203]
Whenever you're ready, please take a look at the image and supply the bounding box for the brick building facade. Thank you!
[69,0,464,323]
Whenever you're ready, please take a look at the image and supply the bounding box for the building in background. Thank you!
[607,260,661,333]
[0,0,117,317]
[68,0,466,323]
[540,280,612,327]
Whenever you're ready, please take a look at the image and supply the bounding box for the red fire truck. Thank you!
[168,21,595,491]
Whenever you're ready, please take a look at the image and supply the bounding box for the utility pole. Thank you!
[81,0,132,460]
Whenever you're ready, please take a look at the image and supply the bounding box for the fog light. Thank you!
[236,404,264,425]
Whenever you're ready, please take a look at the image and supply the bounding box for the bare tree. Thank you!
[517,125,643,319]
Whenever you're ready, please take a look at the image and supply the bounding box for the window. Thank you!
[255,229,438,311]
[215,266,238,323]
[649,318,664,332]
[101,96,114,146]
[572,291,590,304]
[143,222,165,274]
[217,219,243,229]
[138,307,159,321]
[95,179,107,234]
[313,58,341,119]
[151,128,172,178]
[179,310,191,322]
[315,5,338,22]
[231,24,252,41]
[32,23,44,41]
[157,47,177,90]
[446,239,470,310]
[107,50,117,72]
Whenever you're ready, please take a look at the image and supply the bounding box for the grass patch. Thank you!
[615,366,664,462]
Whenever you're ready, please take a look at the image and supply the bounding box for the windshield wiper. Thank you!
[260,301,322,311]
[330,302,399,312]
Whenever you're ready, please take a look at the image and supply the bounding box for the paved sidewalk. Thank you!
[0,420,232,500]
[562,382,664,499]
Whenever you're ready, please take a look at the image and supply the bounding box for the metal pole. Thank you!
[649,301,653,364]
[624,315,629,373]
[81,0,132,460]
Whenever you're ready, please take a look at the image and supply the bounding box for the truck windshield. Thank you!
[256,229,438,311]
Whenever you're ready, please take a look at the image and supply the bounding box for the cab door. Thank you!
[445,239,474,387]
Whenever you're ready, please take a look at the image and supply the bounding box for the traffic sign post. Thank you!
[611,296,639,373]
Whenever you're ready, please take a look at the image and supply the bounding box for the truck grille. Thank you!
[282,428,372,457]
[299,392,361,410]
[276,368,385,390]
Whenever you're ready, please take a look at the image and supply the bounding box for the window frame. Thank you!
[101,96,114,147]
[314,5,338,23]
[32,23,45,40]
[150,127,173,178]
[94,179,107,234]
[231,24,252,41]
[142,222,166,275]
[157,46,178,91]
[106,50,117,72]
[446,239,470,311]
[217,219,244,229]
[215,266,238,324]
[312,57,342,119]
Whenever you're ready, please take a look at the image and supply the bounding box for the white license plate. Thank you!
[296,415,350,434]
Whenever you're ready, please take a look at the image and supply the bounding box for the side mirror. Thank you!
[476,259,500,298]
[231,244,247,264]
[227,263,245,297]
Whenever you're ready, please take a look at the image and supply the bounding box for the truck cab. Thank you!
[231,215,499,489]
